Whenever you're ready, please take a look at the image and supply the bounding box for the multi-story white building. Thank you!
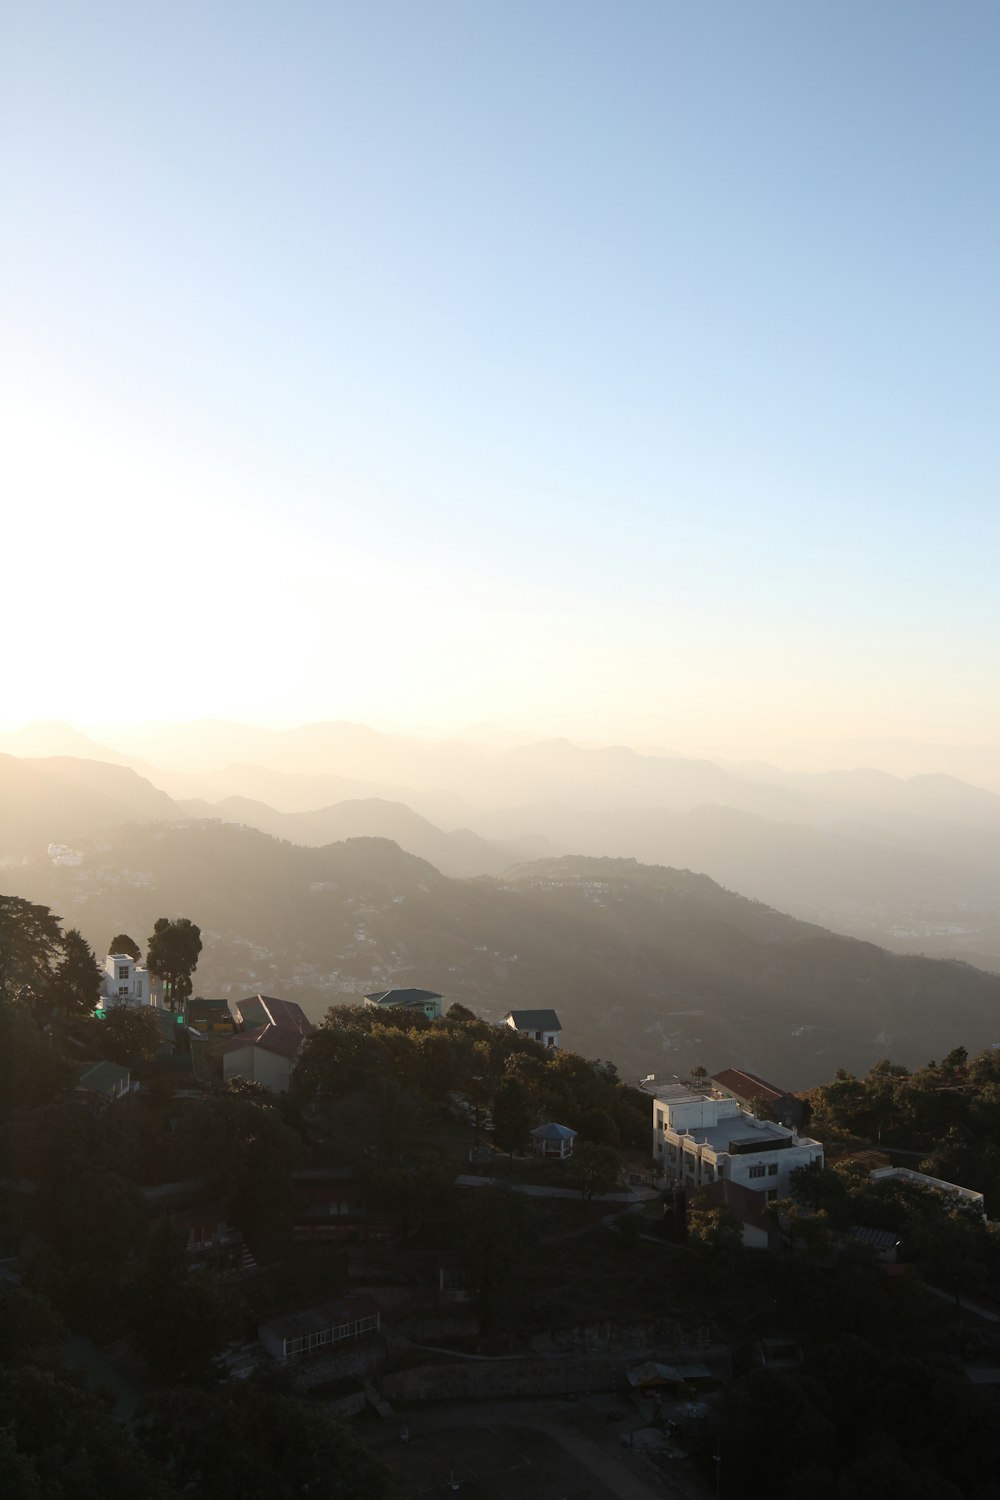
[100,951,162,1009]
[651,1084,823,1200]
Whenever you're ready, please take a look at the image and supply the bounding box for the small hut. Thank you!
[530,1122,577,1159]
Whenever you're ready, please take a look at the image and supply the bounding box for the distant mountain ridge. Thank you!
[177,794,549,878]
[0,754,185,857]
[3,730,1000,970]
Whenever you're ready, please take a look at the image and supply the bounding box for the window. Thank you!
[767,1163,778,1176]
[118,965,130,980]
[135,979,143,996]
[748,1165,766,1179]
[118,985,129,997]
[656,1111,663,1129]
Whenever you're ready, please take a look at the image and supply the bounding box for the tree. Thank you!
[129,1217,239,1384]
[0,1285,65,1366]
[0,896,64,1012]
[492,1077,534,1158]
[789,1162,850,1225]
[51,929,103,1018]
[0,999,72,1118]
[92,1007,163,1067]
[573,1140,620,1200]
[0,1362,175,1500]
[107,934,142,962]
[455,1184,539,1338]
[146,918,202,1013]
[577,1105,620,1146]
[139,1376,393,1499]
[686,1205,744,1287]
[172,1088,300,1261]
[359,1148,452,1237]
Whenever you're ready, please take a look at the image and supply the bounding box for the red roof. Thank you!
[234,995,313,1038]
[225,995,315,1060]
[223,1023,306,1060]
[711,1068,787,1105]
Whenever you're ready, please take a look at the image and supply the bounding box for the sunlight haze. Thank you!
[4,1,999,764]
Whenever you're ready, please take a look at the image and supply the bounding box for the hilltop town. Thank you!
[2,896,1000,1498]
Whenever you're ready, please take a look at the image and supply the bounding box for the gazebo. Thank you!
[530,1122,577,1159]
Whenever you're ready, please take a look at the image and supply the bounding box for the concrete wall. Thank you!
[284,1337,387,1390]
[382,1344,731,1404]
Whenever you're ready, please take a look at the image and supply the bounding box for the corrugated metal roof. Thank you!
[845,1224,900,1250]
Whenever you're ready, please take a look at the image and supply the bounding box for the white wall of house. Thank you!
[739,1222,770,1250]
[101,953,161,1009]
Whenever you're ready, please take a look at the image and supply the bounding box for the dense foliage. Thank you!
[292,999,649,1152]
[808,1049,1000,1216]
[145,915,202,1011]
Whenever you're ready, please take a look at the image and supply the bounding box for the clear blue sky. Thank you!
[3,1,998,757]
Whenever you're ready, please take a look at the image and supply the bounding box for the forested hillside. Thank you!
[13,825,1000,1086]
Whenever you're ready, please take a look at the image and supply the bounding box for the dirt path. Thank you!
[374,1394,708,1500]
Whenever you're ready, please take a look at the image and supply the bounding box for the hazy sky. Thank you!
[3,2,999,759]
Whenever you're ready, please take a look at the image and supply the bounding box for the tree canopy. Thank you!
[107,934,142,962]
[146,918,202,1012]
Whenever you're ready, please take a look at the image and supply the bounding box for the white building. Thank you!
[505,1008,562,1049]
[870,1165,986,1217]
[651,1084,823,1200]
[100,952,162,1009]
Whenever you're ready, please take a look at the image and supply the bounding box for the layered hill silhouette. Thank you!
[0,754,184,857]
[5,730,1000,971]
[12,821,1000,1087]
[177,794,549,878]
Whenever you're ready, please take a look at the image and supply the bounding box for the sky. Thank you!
[3,1,999,764]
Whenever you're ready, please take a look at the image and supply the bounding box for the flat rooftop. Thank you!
[675,1120,791,1153]
[649,1084,704,1104]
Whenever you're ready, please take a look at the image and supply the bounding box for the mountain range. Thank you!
[3,722,1000,971]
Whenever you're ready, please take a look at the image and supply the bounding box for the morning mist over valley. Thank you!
[5,716,1000,1087]
[5,5,1000,1499]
